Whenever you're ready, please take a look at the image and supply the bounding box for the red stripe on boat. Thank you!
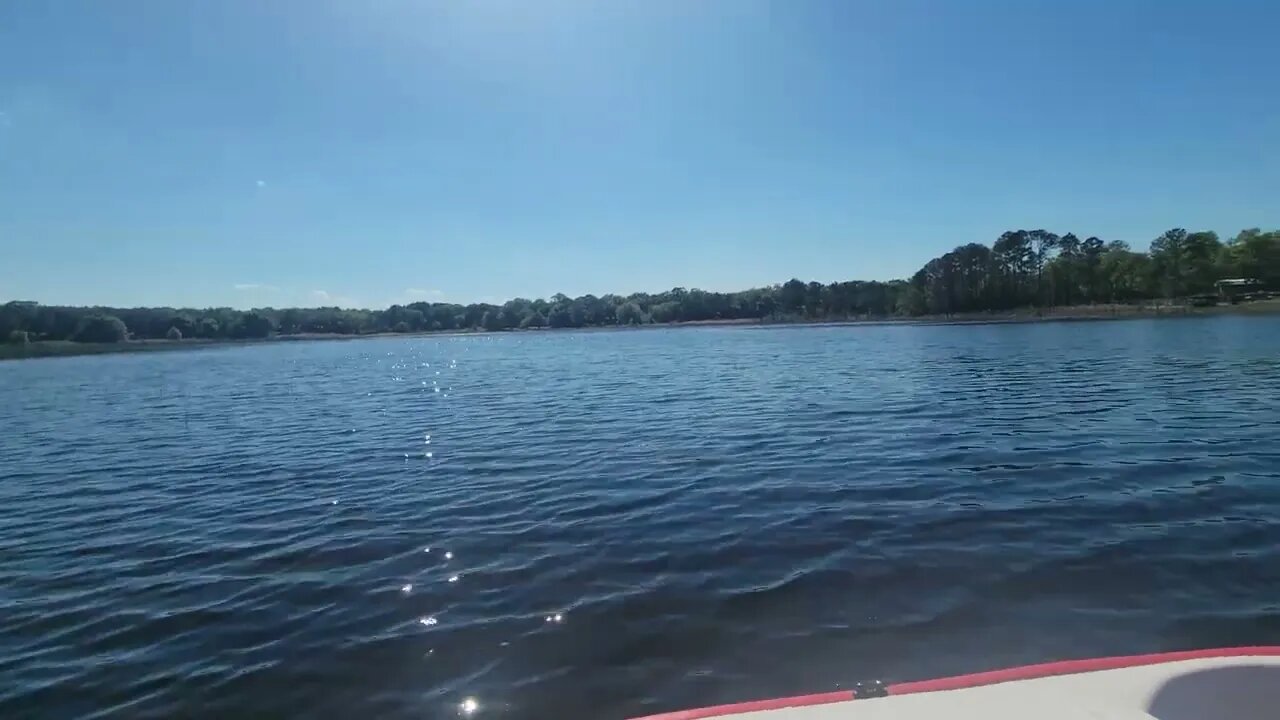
[628,646,1280,719]
[889,645,1280,695]
[631,691,853,720]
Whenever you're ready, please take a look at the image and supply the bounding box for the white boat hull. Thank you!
[632,647,1280,719]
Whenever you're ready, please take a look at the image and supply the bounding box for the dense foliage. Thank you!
[2,227,1275,343]
[906,227,1278,315]
[71,315,129,344]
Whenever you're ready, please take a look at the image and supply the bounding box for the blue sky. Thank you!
[1,0,1276,310]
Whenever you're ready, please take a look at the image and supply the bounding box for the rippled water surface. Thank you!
[5,318,1280,719]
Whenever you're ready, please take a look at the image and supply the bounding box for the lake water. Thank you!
[4,317,1280,719]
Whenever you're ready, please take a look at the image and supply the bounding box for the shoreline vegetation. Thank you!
[4,226,1277,361]
[4,299,1280,362]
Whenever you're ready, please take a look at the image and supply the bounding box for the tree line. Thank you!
[904,227,1278,316]
[4,227,1276,345]
[0,282,909,344]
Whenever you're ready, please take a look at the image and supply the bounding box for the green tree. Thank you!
[232,312,275,338]
[1081,236,1105,302]
[1027,229,1060,304]
[992,230,1033,308]
[753,290,778,319]
[1225,229,1280,287]
[167,315,195,337]
[896,285,926,315]
[1182,231,1222,294]
[951,243,994,311]
[0,301,37,338]
[499,299,530,329]
[1051,233,1081,305]
[73,315,129,343]
[779,279,807,316]
[1149,228,1189,297]
[277,308,303,334]
[196,317,221,338]
[546,305,573,328]
[648,301,681,323]
[804,282,826,317]
[1100,241,1152,302]
[616,301,644,325]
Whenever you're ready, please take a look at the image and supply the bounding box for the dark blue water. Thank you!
[4,318,1280,719]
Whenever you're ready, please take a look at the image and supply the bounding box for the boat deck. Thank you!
[633,648,1280,720]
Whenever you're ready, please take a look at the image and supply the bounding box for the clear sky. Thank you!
[1,1,1276,310]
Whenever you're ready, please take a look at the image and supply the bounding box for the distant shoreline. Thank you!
[5,299,1279,362]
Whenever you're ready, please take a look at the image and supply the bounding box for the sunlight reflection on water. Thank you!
[4,320,1280,718]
